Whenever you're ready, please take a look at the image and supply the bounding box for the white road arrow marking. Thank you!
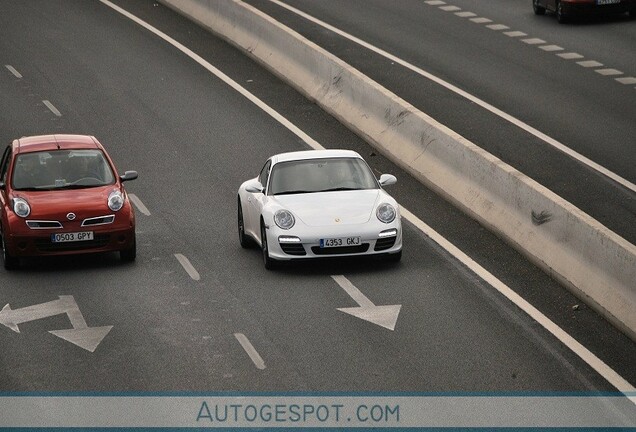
[331,275,401,331]
[0,296,112,352]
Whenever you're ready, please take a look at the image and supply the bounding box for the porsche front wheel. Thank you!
[261,221,277,270]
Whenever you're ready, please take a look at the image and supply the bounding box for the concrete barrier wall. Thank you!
[160,0,636,339]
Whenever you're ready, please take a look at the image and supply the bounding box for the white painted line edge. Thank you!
[234,333,266,370]
[42,100,62,117]
[5,65,23,78]
[174,253,200,281]
[129,193,151,216]
[101,0,636,395]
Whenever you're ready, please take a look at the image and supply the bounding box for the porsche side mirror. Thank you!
[245,180,264,194]
[120,171,138,182]
[379,174,397,187]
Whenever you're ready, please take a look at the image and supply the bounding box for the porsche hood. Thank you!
[274,190,383,226]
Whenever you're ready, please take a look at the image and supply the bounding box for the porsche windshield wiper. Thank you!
[274,190,314,195]
[316,187,360,192]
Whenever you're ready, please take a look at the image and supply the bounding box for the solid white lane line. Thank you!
[101,1,635,393]
[99,0,322,151]
[174,254,200,281]
[42,100,62,116]
[5,65,23,78]
[399,207,636,396]
[234,333,266,370]
[129,193,151,216]
[265,0,636,192]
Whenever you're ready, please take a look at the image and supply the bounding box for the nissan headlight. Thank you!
[376,203,396,224]
[274,209,295,230]
[13,197,31,218]
[108,190,124,212]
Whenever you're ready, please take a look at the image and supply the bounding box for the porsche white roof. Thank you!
[271,149,362,164]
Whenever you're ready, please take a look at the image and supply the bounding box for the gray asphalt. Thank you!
[0,0,634,400]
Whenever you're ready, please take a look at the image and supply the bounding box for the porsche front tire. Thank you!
[261,221,277,270]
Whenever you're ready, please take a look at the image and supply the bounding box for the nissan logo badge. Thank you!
[67,213,76,221]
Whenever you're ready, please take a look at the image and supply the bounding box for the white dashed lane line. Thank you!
[539,45,564,52]
[558,52,584,60]
[5,65,22,78]
[423,1,636,90]
[42,100,62,117]
[504,31,527,37]
[174,253,201,281]
[129,193,151,216]
[234,333,266,370]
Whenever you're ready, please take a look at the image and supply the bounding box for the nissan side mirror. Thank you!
[120,171,138,182]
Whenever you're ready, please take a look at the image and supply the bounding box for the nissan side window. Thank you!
[258,160,271,193]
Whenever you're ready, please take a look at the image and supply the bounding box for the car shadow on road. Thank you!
[270,255,403,277]
[16,252,132,273]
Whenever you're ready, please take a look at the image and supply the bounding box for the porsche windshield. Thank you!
[268,157,379,196]
[12,149,116,190]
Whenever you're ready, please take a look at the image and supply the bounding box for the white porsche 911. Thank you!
[237,149,402,269]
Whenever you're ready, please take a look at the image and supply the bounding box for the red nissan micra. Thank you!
[0,135,138,270]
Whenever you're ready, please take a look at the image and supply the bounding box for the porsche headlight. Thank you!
[274,209,295,230]
[108,190,124,212]
[376,203,396,224]
[13,197,31,218]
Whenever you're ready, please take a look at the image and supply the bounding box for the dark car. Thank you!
[533,0,636,22]
[0,134,138,270]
